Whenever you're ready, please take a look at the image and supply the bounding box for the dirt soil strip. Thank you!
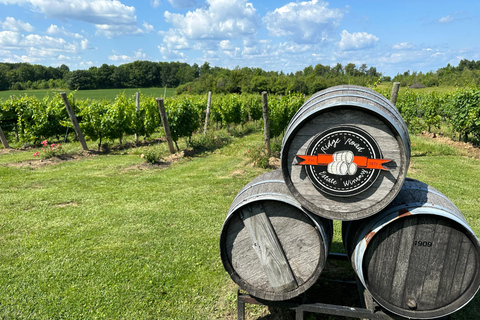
[420,132,480,160]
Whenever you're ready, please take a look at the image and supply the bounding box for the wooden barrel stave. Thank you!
[282,85,410,220]
[220,170,333,301]
[343,178,480,319]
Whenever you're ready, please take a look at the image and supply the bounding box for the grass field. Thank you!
[0,84,459,102]
[377,82,457,94]
[0,87,177,101]
[1,128,480,319]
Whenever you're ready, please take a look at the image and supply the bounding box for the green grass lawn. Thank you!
[1,131,480,319]
[0,87,177,101]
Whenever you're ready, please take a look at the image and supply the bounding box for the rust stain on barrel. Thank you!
[364,230,376,245]
[398,209,412,218]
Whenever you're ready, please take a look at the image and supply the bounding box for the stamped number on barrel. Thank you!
[413,240,433,247]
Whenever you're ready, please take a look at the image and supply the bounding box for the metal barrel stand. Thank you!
[236,253,450,320]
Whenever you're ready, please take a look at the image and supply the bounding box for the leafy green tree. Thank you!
[67,70,95,90]
[0,69,8,90]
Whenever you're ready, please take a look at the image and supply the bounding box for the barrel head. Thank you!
[221,199,330,301]
[363,215,480,319]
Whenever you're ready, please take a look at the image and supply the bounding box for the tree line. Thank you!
[0,60,381,94]
[392,59,480,88]
[1,59,480,95]
[0,61,200,92]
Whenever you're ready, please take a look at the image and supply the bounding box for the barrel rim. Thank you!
[289,85,403,127]
[230,179,285,208]
[287,88,407,142]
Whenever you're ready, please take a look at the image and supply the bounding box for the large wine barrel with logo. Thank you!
[220,170,333,301]
[342,178,480,319]
[281,85,410,220]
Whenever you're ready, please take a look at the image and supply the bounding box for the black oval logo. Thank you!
[299,125,385,197]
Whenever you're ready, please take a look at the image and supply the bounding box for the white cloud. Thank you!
[1,17,34,32]
[150,0,160,8]
[160,30,190,50]
[263,0,344,44]
[439,15,453,23]
[392,42,415,50]
[0,0,141,37]
[222,46,242,59]
[108,49,147,62]
[278,42,312,54]
[0,29,88,59]
[158,46,185,60]
[108,52,133,62]
[163,0,258,41]
[24,34,69,49]
[81,38,89,50]
[0,0,136,24]
[160,0,259,62]
[143,21,155,33]
[219,40,233,50]
[338,30,378,51]
[0,31,21,48]
[79,60,93,67]
[47,24,84,39]
[95,24,142,38]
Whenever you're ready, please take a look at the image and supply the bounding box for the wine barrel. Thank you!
[281,85,410,220]
[343,178,480,319]
[220,170,333,301]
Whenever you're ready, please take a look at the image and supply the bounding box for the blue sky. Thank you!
[0,0,479,77]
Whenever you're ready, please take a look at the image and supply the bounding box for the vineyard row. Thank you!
[0,87,479,150]
[0,92,304,150]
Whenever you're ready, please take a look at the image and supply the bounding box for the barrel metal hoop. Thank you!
[402,183,458,205]
[229,192,302,216]
[286,91,405,138]
[231,179,285,203]
[304,86,396,112]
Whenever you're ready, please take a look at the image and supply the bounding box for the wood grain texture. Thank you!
[220,170,333,301]
[281,85,410,221]
[343,178,480,319]
[240,204,298,293]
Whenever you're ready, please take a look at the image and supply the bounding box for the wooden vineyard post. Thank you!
[203,91,212,134]
[262,91,271,157]
[60,92,88,151]
[135,92,140,144]
[0,125,10,149]
[390,82,400,105]
[156,98,175,154]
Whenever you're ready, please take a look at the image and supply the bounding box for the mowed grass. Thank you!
[0,87,177,101]
[1,131,480,319]
[0,131,267,319]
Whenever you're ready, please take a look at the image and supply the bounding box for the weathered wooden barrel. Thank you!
[281,85,410,220]
[342,178,480,319]
[220,170,333,301]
